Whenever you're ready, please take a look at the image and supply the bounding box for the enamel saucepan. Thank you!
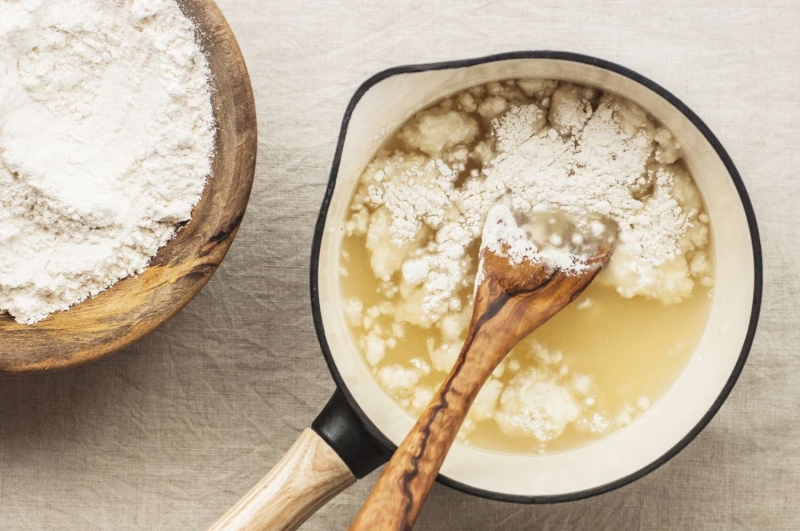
[208,52,762,531]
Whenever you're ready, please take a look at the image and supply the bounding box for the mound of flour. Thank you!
[354,82,712,325]
[0,0,214,324]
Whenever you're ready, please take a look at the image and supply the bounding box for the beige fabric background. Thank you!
[1,1,797,529]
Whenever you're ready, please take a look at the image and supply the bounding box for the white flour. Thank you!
[481,205,542,266]
[478,204,591,287]
[0,0,214,324]
[355,84,711,323]
[490,98,685,270]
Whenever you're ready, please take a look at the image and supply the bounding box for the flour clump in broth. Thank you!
[340,79,714,453]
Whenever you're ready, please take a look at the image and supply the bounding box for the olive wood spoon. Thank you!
[348,220,613,531]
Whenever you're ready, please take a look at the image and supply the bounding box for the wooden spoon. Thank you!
[348,208,614,531]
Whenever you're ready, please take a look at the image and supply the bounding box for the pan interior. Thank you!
[317,56,756,498]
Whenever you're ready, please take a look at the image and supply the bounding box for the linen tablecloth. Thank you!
[1,1,797,529]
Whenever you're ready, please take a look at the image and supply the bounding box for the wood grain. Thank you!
[0,0,257,372]
[207,429,356,531]
[349,246,612,531]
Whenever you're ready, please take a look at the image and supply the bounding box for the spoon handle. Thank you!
[348,327,503,531]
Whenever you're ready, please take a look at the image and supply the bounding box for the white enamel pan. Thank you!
[208,52,762,531]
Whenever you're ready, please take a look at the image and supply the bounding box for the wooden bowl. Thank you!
[0,0,257,372]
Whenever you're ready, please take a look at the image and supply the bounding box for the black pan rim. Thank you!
[309,50,763,504]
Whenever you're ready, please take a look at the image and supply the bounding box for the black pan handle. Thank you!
[312,388,391,478]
